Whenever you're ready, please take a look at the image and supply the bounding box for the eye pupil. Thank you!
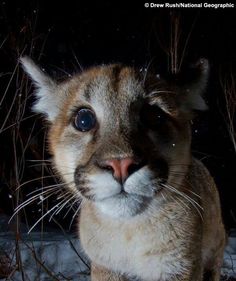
[74,109,96,132]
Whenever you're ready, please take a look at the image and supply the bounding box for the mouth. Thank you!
[101,188,140,200]
[74,168,166,218]
[74,162,167,207]
[95,191,152,218]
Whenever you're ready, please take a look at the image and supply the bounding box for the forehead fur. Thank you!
[68,64,142,100]
[62,64,144,120]
[21,56,208,124]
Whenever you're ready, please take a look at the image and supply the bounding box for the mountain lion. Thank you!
[21,57,225,281]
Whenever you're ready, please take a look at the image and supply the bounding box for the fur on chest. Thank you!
[79,205,194,280]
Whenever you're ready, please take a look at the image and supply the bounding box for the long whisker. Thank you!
[9,188,61,223]
[15,170,76,191]
[14,187,59,212]
[141,57,156,86]
[37,189,64,204]
[181,187,201,199]
[148,90,175,97]
[63,197,81,219]
[10,181,74,223]
[28,163,52,168]
[48,193,75,221]
[15,175,59,190]
[161,183,203,220]
[166,181,202,201]
[27,203,63,234]
[168,170,188,176]
[164,183,203,211]
[27,159,52,163]
[168,163,191,167]
[26,182,67,197]
[174,196,191,213]
[69,197,82,230]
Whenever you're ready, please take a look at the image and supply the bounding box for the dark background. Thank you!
[0,0,235,231]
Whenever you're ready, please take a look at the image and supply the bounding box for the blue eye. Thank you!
[74,108,96,132]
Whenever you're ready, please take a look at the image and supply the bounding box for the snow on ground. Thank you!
[0,214,235,281]
[222,229,236,279]
[0,232,90,280]
[0,214,90,281]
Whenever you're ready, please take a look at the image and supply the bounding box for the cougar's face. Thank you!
[48,65,192,218]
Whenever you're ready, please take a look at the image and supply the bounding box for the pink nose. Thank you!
[104,158,136,183]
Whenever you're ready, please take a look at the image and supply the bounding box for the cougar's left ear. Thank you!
[179,58,209,113]
[20,56,61,122]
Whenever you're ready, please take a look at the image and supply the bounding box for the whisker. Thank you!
[175,196,191,213]
[161,192,167,202]
[161,183,203,220]
[37,189,63,205]
[48,193,74,221]
[167,178,202,200]
[9,189,58,223]
[148,90,174,97]
[15,175,59,190]
[54,194,76,216]
[27,159,51,163]
[168,170,187,175]
[69,197,82,230]
[63,197,81,219]
[28,163,53,168]
[27,204,63,234]
[10,181,74,222]
[168,163,191,167]
[141,57,156,86]
[181,187,201,199]
[164,183,203,210]
[26,182,66,197]
[15,188,59,212]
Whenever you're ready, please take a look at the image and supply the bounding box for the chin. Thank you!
[94,193,150,219]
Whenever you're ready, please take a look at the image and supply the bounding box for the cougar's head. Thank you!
[21,57,208,218]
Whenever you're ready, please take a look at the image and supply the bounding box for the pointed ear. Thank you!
[180,58,209,112]
[20,56,60,122]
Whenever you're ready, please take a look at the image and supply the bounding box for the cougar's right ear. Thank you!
[179,58,209,113]
[20,56,61,122]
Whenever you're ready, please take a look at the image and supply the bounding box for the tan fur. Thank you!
[80,159,225,281]
[21,57,226,281]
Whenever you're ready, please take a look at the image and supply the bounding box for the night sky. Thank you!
[0,1,236,230]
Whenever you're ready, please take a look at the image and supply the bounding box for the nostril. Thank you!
[128,163,139,176]
[103,165,114,172]
[102,159,122,182]
[97,158,146,183]
[98,159,120,175]
[127,160,146,176]
[97,162,114,172]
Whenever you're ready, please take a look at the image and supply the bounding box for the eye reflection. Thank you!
[74,108,96,132]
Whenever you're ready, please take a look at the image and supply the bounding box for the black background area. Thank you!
[0,0,235,230]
